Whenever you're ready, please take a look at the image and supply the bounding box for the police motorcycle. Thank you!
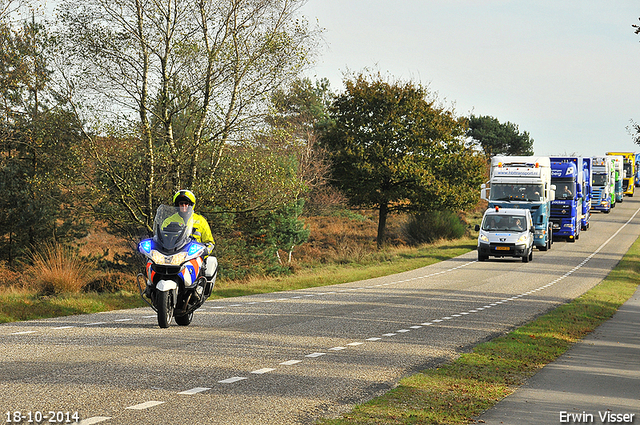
[137,204,213,328]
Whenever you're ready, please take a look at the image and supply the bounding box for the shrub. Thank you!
[84,271,138,293]
[26,242,96,295]
[0,261,23,289]
[403,211,466,245]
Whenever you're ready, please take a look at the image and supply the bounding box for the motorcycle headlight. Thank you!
[150,250,187,265]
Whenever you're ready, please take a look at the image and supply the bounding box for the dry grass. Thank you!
[295,212,409,265]
[25,242,96,295]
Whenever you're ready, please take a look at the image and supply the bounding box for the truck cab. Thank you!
[591,156,613,213]
[550,157,584,242]
[481,156,555,251]
[475,207,534,263]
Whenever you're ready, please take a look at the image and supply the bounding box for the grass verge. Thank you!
[0,290,147,323]
[212,239,477,298]
[316,237,640,425]
[0,238,477,323]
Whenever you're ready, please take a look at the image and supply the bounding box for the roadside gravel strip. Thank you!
[2,202,639,425]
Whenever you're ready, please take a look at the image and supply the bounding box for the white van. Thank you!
[475,207,535,262]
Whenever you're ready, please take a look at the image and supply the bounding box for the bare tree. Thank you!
[55,0,318,231]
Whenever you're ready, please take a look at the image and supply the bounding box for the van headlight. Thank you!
[479,234,489,243]
[517,234,529,245]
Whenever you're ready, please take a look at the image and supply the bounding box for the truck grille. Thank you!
[550,205,571,217]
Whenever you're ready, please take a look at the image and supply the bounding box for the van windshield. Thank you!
[482,215,527,231]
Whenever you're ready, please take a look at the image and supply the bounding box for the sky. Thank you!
[298,0,640,158]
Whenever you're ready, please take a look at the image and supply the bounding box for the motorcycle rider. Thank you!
[172,189,218,296]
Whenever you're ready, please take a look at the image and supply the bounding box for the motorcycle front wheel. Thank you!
[157,291,174,328]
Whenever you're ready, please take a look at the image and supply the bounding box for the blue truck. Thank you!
[581,157,592,230]
[550,157,587,242]
[635,153,640,187]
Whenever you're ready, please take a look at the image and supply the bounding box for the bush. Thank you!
[84,271,138,293]
[26,242,96,295]
[403,211,466,245]
[0,261,23,289]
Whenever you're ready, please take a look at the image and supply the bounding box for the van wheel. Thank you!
[478,253,487,262]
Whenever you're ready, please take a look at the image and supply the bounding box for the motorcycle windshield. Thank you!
[152,204,194,252]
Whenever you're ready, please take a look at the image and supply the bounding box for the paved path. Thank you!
[476,285,640,424]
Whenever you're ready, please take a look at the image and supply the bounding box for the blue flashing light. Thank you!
[140,239,152,253]
[187,242,202,256]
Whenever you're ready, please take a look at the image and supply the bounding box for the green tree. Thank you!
[320,72,486,248]
[0,17,86,264]
[264,77,333,208]
[260,199,310,267]
[467,115,534,156]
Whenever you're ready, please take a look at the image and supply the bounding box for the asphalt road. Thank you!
[2,198,640,425]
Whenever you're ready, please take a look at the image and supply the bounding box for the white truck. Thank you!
[591,156,614,213]
[607,155,624,204]
[481,156,555,251]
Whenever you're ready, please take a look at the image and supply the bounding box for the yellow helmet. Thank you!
[173,189,196,207]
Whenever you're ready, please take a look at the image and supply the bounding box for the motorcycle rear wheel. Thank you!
[157,291,174,328]
[175,312,193,326]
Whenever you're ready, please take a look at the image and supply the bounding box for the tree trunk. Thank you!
[376,201,388,249]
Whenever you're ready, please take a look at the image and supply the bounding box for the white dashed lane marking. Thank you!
[125,401,164,410]
[251,368,276,374]
[78,417,111,425]
[178,387,211,395]
[218,377,247,384]
[280,360,302,365]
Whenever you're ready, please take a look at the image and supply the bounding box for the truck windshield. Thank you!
[489,183,544,202]
[551,178,575,200]
[592,173,607,186]
[482,215,527,231]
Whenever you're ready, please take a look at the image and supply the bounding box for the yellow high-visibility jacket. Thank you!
[162,212,215,255]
